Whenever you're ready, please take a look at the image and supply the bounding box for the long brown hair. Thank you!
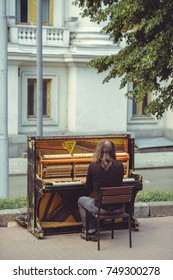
[92,140,116,171]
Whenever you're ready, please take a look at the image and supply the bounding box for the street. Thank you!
[9,168,173,198]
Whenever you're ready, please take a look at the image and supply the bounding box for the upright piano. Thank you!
[27,134,143,238]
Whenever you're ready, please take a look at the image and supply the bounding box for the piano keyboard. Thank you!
[52,180,83,187]
[123,178,135,182]
[51,178,135,187]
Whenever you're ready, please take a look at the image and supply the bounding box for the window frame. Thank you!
[16,0,28,23]
[20,72,59,128]
[127,82,157,124]
[15,0,53,25]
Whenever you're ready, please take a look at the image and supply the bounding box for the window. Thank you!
[127,82,156,125]
[132,83,152,117]
[27,79,51,118]
[42,0,50,25]
[16,0,28,23]
[20,71,63,133]
[16,0,52,25]
[132,93,150,116]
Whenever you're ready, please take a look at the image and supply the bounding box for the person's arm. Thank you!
[85,164,93,195]
[120,162,124,182]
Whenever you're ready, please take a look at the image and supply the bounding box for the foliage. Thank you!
[0,197,27,210]
[135,191,173,202]
[73,0,173,118]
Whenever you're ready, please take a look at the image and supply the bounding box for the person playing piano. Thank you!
[78,139,124,241]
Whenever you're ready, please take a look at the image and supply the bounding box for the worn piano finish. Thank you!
[27,134,143,238]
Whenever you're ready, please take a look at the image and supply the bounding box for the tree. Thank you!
[73,0,173,118]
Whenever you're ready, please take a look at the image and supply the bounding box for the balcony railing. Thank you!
[8,25,70,47]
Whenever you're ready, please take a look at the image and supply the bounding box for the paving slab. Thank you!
[135,137,173,149]
[0,216,172,260]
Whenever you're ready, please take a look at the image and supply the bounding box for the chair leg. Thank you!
[128,215,132,248]
[85,211,89,241]
[111,218,114,239]
[97,218,100,251]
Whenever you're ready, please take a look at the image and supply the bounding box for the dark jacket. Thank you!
[85,161,124,207]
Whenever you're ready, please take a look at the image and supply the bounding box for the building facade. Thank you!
[6,0,173,157]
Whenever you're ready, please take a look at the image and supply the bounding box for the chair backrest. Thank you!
[100,186,134,205]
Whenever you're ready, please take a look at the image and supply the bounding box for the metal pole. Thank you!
[0,0,9,198]
[37,0,43,136]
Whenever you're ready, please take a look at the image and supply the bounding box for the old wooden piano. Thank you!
[27,134,143,238]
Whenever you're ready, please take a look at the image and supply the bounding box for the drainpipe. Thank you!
[0,0,9,198]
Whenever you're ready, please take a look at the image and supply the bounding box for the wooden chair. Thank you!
[85,186,134,250]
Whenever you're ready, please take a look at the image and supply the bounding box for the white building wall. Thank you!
[54,0,65,27]
[164,78,173,140]
[67,0,102,29]
[67,63,127,133]
[67,63,77,132]
[8,65,19,134]
[165,111,173,129]
[165,111,173,140]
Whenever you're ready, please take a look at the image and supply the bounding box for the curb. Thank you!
[0,208,26,227]
[1,202,173,227]
[135,165,173,170]
[134,201,173,218]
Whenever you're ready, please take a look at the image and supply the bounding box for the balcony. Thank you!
[8,25,70,47]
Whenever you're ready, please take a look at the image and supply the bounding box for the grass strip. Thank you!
[0,197,27,210]
[0,191,173,209]
[135,191,173,202]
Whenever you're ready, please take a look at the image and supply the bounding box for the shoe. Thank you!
[88,233,97,241]
[82,227,96,234]
[80,233,97,242]
[80,233,86,240]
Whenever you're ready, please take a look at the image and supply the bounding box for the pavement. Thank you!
[0,150,173,260]
[0,216,172,260]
